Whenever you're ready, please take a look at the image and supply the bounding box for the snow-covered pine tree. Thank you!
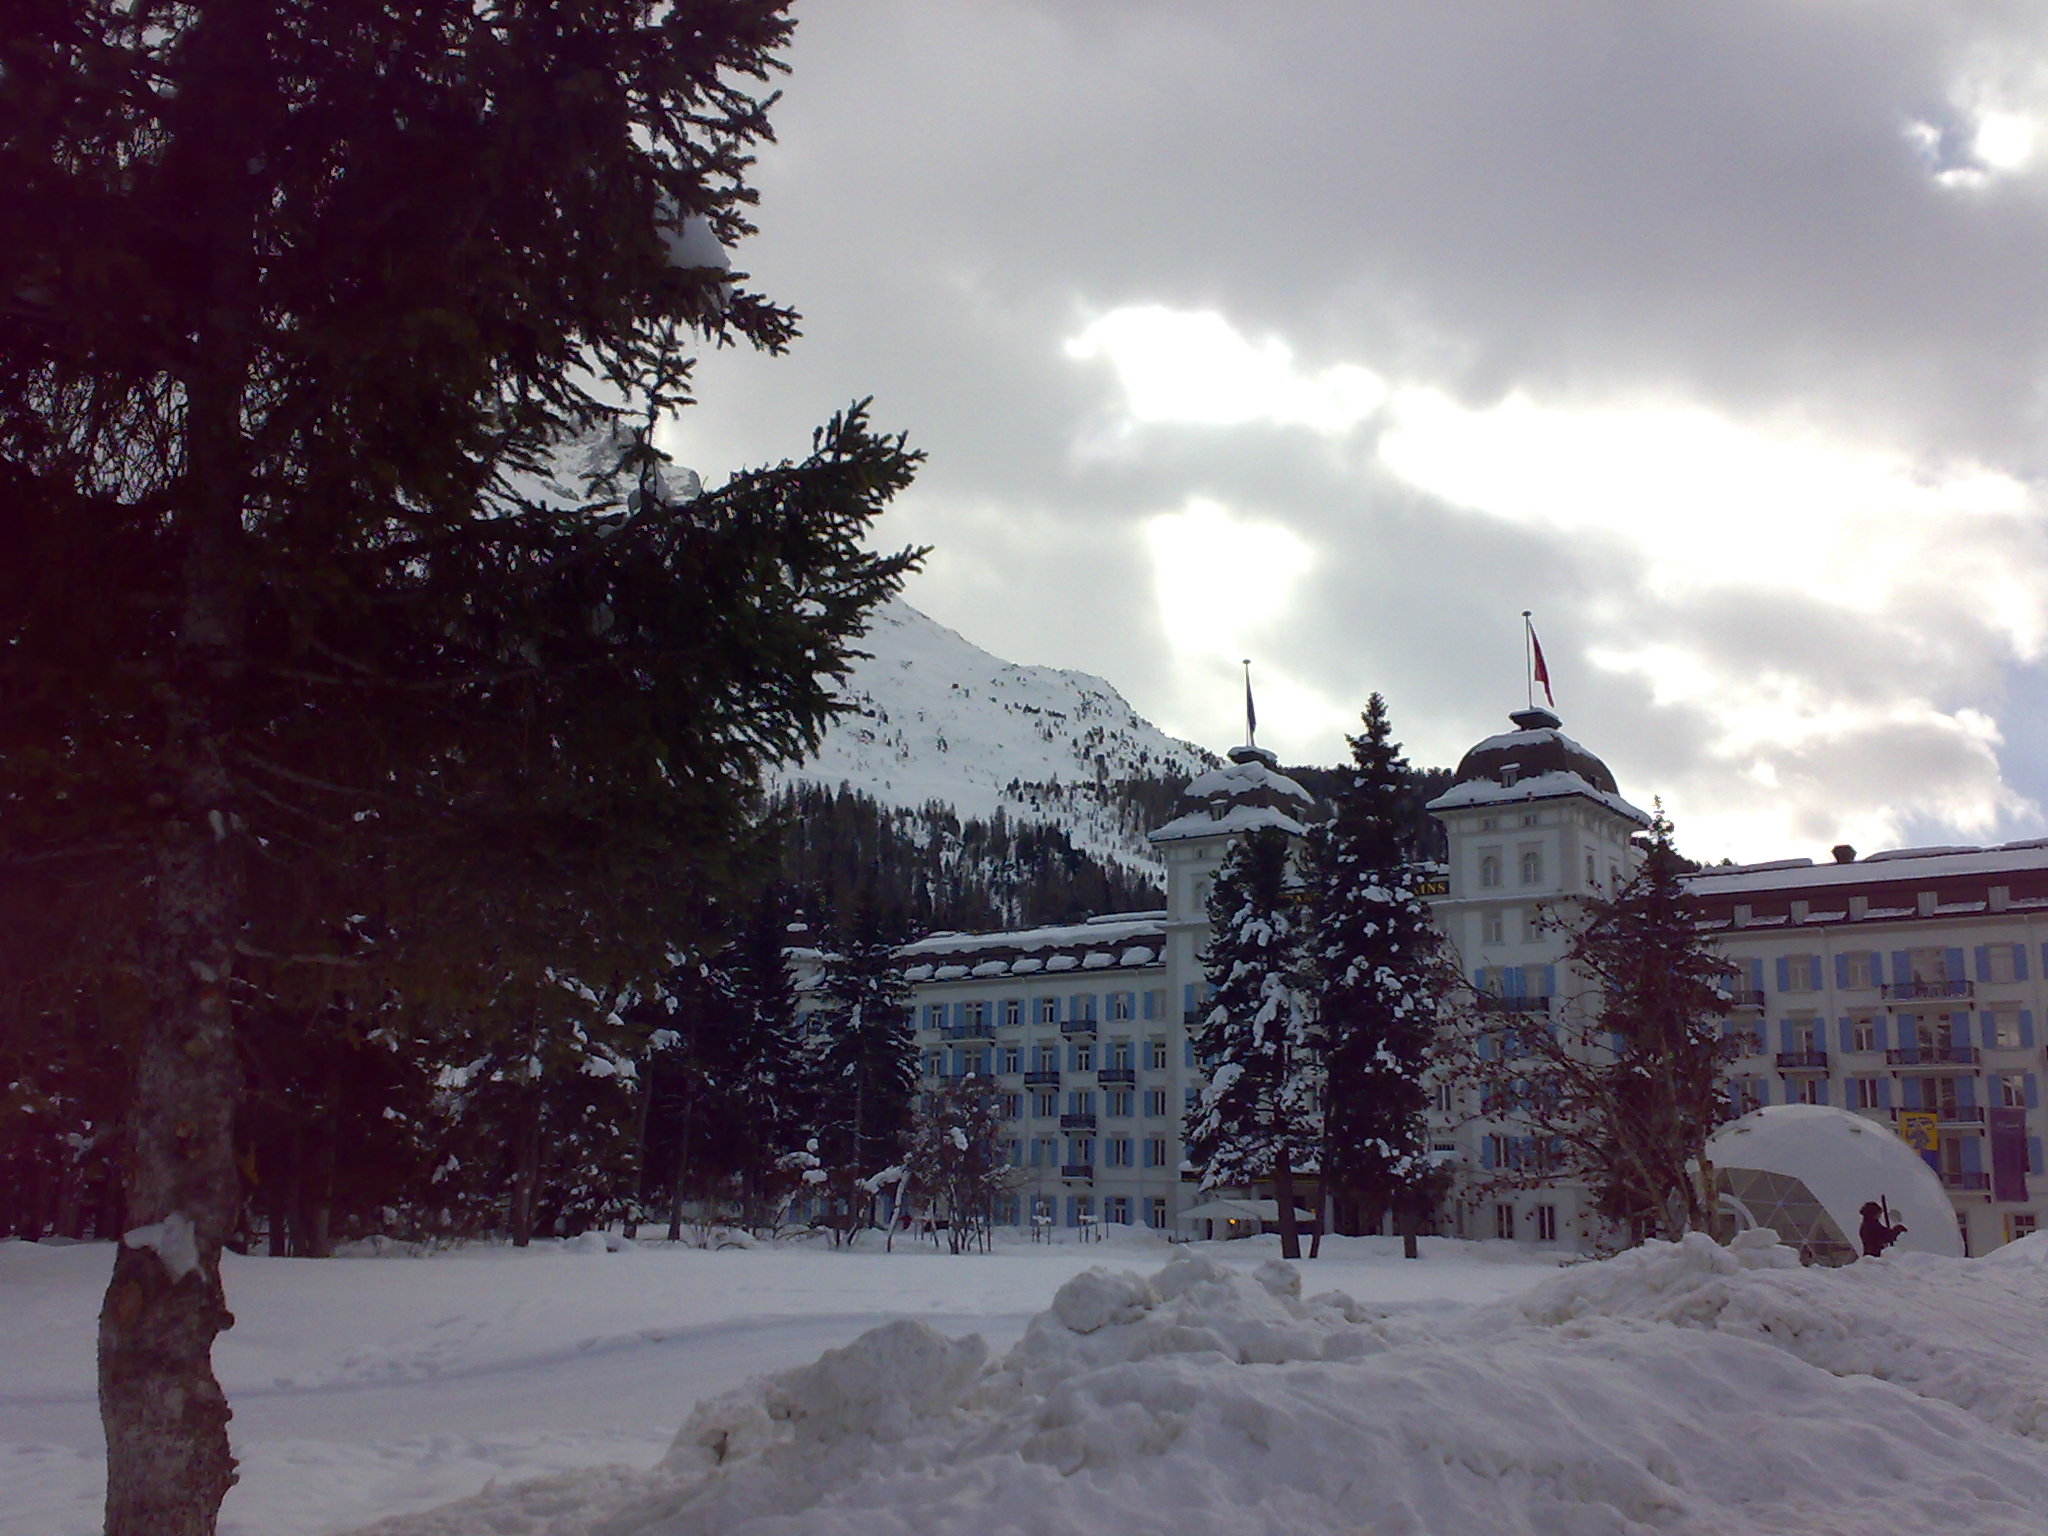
[809,915,916,1231]
[1185,826,1320,1260]
[1307,695,1453,1258]
[901,1078,1010,1253]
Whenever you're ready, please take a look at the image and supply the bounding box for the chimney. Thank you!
[1831,844,1856,864]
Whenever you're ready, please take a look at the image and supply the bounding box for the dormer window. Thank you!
[1499,764,1522,786]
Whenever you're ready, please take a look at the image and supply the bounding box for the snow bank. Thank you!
[346,1235,2048,1536]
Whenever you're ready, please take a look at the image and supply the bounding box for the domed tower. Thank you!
[1149,743,1316,1023]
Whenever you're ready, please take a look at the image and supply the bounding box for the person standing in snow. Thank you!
[1859,1200,1907,1257]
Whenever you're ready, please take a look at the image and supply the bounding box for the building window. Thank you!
[1071,994,1097,1021]
[1144,1089,1168,1117]
[1147,1197,1168,1228]
[1144,1136,1169,1167]
[1072,1136,1094,1165]
[1788,1016,1820,1053]
[1784,956,1820,992]
[964,1000,987,1029]
[1109,1040,1133,1069]
[1850,1018,1877,1053]
[963,1049,986,1077]
[1534,1205,1558,1243]
[1432,1081,1454,1114]
[1037,997,1058,1024]
[1988,944,2021,984]
[1909,948,1951,985]
[1518,848,1543,886]
[925,1004,945,1029]
[1147,1038,1169,1070]
[1071,1196,1093,1227]
[1000,1046,1021,1074]
[1105,1196,1131,1224]
[2009,1213,2038,1244]
[1494,1204,1516,1240]
[1843,953,1877,990]
[1731,1079,1764,1114]
[1067,1089,1096,1116]
[1996,1072,2027,1108]
[1584,851,1596,887]
[1790,1077,1823,1105]
[1989,1010,2024,1049]
[1482,911,1504,945]
[1002,998,1022,1027]
[1072,1041,1094,1071]
[1033,1091,1056,1118]
[1145,988,1166,1018]
[1479,852,1502,889]
[1110,992,1134,1021]
[1031,1137,1057,1167]
[1850,1077,1882,1109]
[1106,1138,1134,1167]
[1107,1090,1134,1117]
[1033,1045,1058,1072]
[1185,1086,1199,1112]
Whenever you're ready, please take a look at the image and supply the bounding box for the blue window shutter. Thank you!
[1957,1075,1977,1108]
[1868,951,1885,985]
[1143,990,1156,1020]
[1899,1078,1919,1110]
[1775,957,1790,993]
[2028,1075,2040,1110]
[1835,954,1850,989]
[1878,1077,1893,1109]
[1961,1136,1982,1173]
[1875,1017,1889,1051]
[1757,1078,1772,1106]
[1779,1019,1794,1052]
[1749,958,1764,993]
[2024,1011,2037,1049]
[2032,1138,2044,1177]
[2018,946,2032,982]
[1542,965,1557,996]
[1812,1079,1828,1106]
[1480,1137,1495,1170]
[1837,1017,1852,1051]
[1893,952,1911,988]
[1810,954,1823,987]
[1506,967,1526,998]
[1953,1012,1974,1048]
[1975,946,1992,982]
[1946,947,1966,983]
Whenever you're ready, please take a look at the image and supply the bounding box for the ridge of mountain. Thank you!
[771,597,1219,879]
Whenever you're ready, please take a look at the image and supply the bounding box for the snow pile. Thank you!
[348,1236,2048,1536]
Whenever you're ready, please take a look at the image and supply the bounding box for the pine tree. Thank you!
[0,7,916,1530]
[902,1077,1010,1253]
[1308,695,1451,1258]
[810,915,916,1220]
[1458,808,1737,1243]
[1185,826,1319,1260]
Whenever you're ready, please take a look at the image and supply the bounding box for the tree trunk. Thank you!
[665,1110,693,1243]
[1398,1193,1420,1260]
[511,1084,543,1247]
[1273,1147,1301,1261]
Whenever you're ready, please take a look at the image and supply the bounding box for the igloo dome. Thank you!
[1705,1103,1961,1264]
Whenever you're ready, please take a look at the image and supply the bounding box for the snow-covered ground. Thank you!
[10,1228,2048,1534]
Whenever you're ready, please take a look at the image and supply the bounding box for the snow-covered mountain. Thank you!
[772,598,1217,879]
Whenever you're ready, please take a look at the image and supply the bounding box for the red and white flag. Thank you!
[1527,618,1555,708]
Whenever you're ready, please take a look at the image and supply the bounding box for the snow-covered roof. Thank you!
[1149,743,1316,846]
[1686,840,2048,898]
[1427,768,1651,827]
[1150,803,1311,843]
[1181,756,1314,806]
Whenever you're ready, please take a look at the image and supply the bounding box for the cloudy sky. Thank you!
[665,1,2048,865]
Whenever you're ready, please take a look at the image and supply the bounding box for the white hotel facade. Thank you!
[829,707,2048,1254]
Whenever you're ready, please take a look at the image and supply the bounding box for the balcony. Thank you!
[1097,1066,1136,1086]
[1939,1170,1992,1192]
[1060,1018,1098,1037]
[1885,1047,1982,1070]
[1023,1069,1061,1087]
[1889,1105,1986,1126]
[1883,979,1974,1002]
[1775,1050,1830,1074]
[1060,1112,1097,1130]
[1723,1032,1765,1056]
[1060,1163,1094,1181]
[1722,990,1767,1011]
[1476,995,1553,1014]
[939,1020,996,1042]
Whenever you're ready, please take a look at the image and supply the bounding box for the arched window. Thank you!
[1479,854,1501,889]
[1520,850,1542,886]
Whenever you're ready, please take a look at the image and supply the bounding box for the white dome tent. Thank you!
[1706,1104,1962,1264]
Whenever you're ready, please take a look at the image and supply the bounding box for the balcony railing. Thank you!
[1060,1018,1098,1036]
[1477,995,1553,1014]
[1060,1163,1094,1181]
[1939,1170,1992,1192]
[1722,990,1767,1011]
[1883,980,1974,1001]
[1060,1112,1097,1130]
[1023,1069,1061,1087]
[1890,1105,1986,1125]
[1885,1047,1982,1069]
[1097,1066,1136,1085]
[939,1021,996,1041]
[1775,1050,1830,1073]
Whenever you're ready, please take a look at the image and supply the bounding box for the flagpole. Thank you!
[1242,659,1256,750]
[1521,611,1533,710]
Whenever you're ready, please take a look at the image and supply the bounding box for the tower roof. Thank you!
[1149,743,1314,844]
[1427,707,1650,826]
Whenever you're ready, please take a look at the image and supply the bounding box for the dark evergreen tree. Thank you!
[1456,808,1737,1243]
[1307,696,1452,1258]
[0,6,916,1530]
[810,914,916,1212]
[1185,826,1319,1260]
